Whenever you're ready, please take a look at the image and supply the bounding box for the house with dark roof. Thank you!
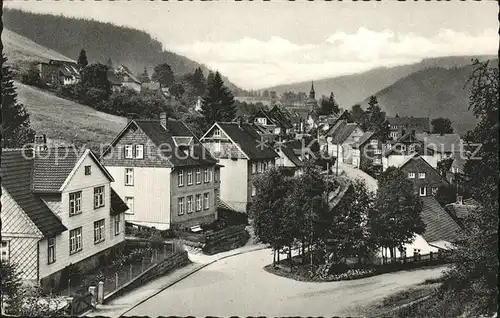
[322,120,364,165]
[445,196,479,228]
[415,133,464,161]
[274,142,304,177]
[395,153,450,197]
[115,65,142,92]
[267,105,294,135]
[379,196,463,258]
[200,122,279,213]
[387,115,430,140]
[101,113,219,230]
[1,147,127,290]
[351,129,389,174]
[38,59,80,86]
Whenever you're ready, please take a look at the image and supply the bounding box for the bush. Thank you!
[20,66,44,88]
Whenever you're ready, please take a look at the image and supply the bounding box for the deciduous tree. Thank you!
[152,63,175,87]
[431,117,454,134]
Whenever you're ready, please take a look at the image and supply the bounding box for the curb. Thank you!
[113,245,268,318]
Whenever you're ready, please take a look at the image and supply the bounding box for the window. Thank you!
[196,194,202,212]
[69,191,82,216]
[257,162,262,173]
[124,145,133,158]
[1,241,10,262]
[69,227,83,254]
[432,187,438,196]
[203,193,209,209]
[263,162,268,172]
[178,197,185,215]
[85,165,91,175]
[178,169,184,187]
[252,163,256,174]
[125,197,134,214]
[390,132,398,138]
[408,172,415,179]
[214,169,219,182]
[419,186,427,197]
[214,128,221,137]
[215,189,219,199]
[251,186,256,197]
[114,214,121,235]
[47,237,56,264]
[125,168,134,186]
[94,219,105,244]
[135,145,144,159]
[94,186,105,209]
[204,168,209,183]
[215,141,221,152]
[374,149,382,155]
[370,139,377,145]
[187,196,194,213]
[187,170,193,185]
[409,145,416,152]
[418,173,426,179]
[401,145,407,151]
[374,158,382,164]
[195,168,201,184]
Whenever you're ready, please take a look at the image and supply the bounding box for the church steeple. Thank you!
[309,81,315,100]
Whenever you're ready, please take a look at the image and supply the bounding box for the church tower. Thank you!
[306,81,318,111]
[309,81,315,101]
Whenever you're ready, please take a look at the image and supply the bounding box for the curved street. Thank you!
[127,248,445,317]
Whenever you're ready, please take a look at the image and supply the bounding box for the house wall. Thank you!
[122,81,142,92]
[218,158,249,213]
[377,234,439,258]
[38,63,58,84]
[1,188,43,282]
[399,158,448,196]
[39,154,125,279]
[169,166,218,229]
[360,140,384,172]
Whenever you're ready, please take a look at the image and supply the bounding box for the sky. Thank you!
[5,0,498,89]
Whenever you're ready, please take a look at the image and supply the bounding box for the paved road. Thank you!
[127,248,445,316]
[339,163,379,193]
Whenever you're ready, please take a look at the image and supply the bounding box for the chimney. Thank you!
[457,195,463,205]
[160,112,167,129]
[34,134,47,152]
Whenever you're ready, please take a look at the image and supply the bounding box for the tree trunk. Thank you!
[288,245,293,272]
[273,249,276,267]
[301,239,305,262]
[277,249,280,263]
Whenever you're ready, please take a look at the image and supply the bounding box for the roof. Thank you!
[445,202,478,220]
[328,122,359,144]
[133,119,217,167]
[268,106,294,129]
[416,133,463,153]
[110,188,129,216]
[117,65,141,84]
[387,116,430,132]
[277,143,303,167]
[397,153,449,184]
[107,70,123,85]
[217,198,237,212]
[420,196,463,244]
[32,147,80,193]
[32,148,114,193]
[141,82,161,90]
[353,131,376,148]
[216,122,279,160]
[58,63,80,78]
[1,149,67,237]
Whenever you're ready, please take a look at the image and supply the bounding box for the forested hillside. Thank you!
[3,8,243,94]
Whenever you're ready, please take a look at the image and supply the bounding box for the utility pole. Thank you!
[336,143,339,176]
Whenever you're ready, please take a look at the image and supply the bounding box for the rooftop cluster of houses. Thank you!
[2,79,470,289]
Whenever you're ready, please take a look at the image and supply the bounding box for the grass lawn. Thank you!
[15,82,127,147]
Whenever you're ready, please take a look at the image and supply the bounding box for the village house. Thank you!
[114,65,142,92]
[396,153,450,197]
[200,121,279,213]
[379,196,463,258]
[323,120,364,165]
[266,105,295,135]
[250,109,279,135]
[445,196,480,229]
[351,130,388,173]
[1,146,127,291]
[107,70,123,93]
[38,59,80,86]
[101,113,219,230]
[383,130,440,171]
[415,133,464,161]
[386,115,430,140]
[274,142,304,177]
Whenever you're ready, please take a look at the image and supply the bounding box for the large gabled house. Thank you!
[101,113,219,230]
[383,130,439,171]
[1,147,127,291]
[323,120,364,165]
[114,65,142,92]
[38,59,80,86]
[200,122,279,213]
[351,129,388,174]
[274,142,304,177]
[387,115,430,140]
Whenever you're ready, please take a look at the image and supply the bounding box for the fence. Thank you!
[373,250,451,266]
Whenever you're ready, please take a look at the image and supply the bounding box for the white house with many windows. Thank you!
[0,147,127,291]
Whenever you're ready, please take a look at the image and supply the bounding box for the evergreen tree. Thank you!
[431,117,454,134]
[319,92,340,115]
[192,67,206,96]
[206,71,215,88]
[350,104,365,126]
[106,57,113,69]
[369,167,426,258]
[77,49,88,68]
[1,55,35,148]
[201,71,236,125]
[152,63,175,87]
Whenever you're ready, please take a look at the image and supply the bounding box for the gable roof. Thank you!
[117,65,141,84]
[1,149,67,237]
[415,133,463,153]
[107,70,123,86]
[445,202,478,220]
[397,153,449,184]
[353,131,376,148]
[110,188,129,216]
[329,122,360,144]
[215,122,279,160]
[268,106,294,129]
[32,148,114,193]
[420,196,463,244]
[387,116,430,132]
[277,143,303,167]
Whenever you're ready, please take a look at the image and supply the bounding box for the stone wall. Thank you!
[103,251,189,304]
